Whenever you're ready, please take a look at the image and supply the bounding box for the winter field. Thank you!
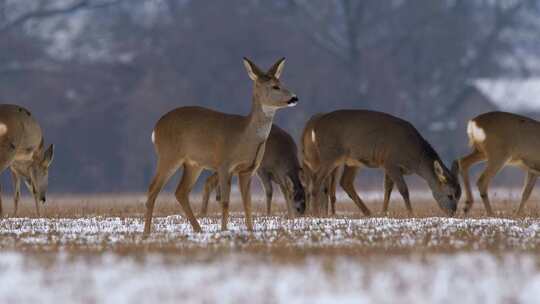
[1,190,540,303]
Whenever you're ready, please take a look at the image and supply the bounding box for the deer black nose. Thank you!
[287,96,298,106]
[40,196,46,203]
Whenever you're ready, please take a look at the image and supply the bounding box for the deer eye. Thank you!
[272,85,280,90]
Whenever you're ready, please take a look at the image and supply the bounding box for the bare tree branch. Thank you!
[0,0,125,34]
[429,0,528,124]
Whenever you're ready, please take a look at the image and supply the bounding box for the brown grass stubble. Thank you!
[2,192,540,263]
[5,191,540,218]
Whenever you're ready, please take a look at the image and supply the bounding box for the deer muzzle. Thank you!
[287,96,299,107]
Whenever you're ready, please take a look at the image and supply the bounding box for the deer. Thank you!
[200,124,306,217]
[0,104,54,217]
[301,110,461,216]
[144,57,298,235]
[457,111,540,215]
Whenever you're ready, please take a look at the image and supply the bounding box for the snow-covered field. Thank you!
[2,212,540,303]
[1,215,540,250]
[0,251,539,303]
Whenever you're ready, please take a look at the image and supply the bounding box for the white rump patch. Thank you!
[311,129,316,143]
[0,123,7,136]
[151,131,155,143]
[467,120,486,143]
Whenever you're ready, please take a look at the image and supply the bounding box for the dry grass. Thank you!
[4,188,540,218]
[0,191,539,258]
[0,190,537,264]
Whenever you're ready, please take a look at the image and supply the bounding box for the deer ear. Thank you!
[243,57,264,81]
[267,57,286,79]
[42,144,54,167]
[434,161,447,183]
[33,138,45,161]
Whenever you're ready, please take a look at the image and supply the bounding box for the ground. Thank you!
[1,190,540,303]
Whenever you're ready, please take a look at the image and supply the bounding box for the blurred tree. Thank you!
[276,0,540,124]
[1,0,540,192]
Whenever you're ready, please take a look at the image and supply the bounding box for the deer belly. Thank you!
[510,158,540,174]
[344,158,378,168]
[230,158,263,174]
[507,158,523,166]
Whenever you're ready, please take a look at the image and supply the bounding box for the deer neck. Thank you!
[244,95,276,141]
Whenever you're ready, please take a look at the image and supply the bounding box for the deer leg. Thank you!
[327,168,339,216]
[239,172,254,231]
[386,167,413,216]
[277,179,294,218]
[382,173,394,215]
[175,164,203,232]
[143,158,179,235]
[476,157,506,216]
[201,172,218,216]
[21,179,40,217]
[258,171,273,216]
[457,148,485,214]
[340,166,371,216]
[0,150,16,217]
[26,179,41,217]
[321,183,330,216]
[218,170,232,231]
[11,170,21,217]
[32,192,41,217]
[312,166,335,216]
[516,171,537,215]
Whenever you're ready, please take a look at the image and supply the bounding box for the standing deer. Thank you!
[301,110,461,216]
[0,104,54,217]
[457,111,540,215]
[144,57,298,235]
[200,124,306,217]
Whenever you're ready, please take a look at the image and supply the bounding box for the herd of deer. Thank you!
[0,58,539,235]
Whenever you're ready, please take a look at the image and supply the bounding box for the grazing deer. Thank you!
[0,104,54,217]
[457,111,540,215]
[301,110,461,216]
[299,164,338,215]
[144,57,298,235]
[200,124,306,217]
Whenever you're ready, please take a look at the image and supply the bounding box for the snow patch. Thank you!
[0,252,539,304]
[2,215,540,249]
[473,78,540,113]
